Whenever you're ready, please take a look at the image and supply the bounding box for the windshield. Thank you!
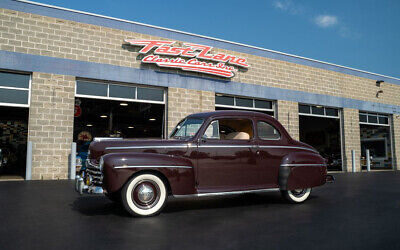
[170,118,204,139]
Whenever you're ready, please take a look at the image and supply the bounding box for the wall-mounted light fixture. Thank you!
[376,90,383,98]
[376,80,384,87]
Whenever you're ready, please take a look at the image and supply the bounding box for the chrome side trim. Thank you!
[280,163,327,167]
[106,144,317,152]
[173,188,280,198]
[198,145,254,148]
[105,145,187,150]
[94,137,124,142]
[258,145,318,153]
[114,165,193,169]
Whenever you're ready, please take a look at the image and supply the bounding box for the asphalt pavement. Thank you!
[0,171,399,250]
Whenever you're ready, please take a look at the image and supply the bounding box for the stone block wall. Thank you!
[167,88,215,135]
[276,100,299,140]
[28,73,75,180]
[342,109,361,172]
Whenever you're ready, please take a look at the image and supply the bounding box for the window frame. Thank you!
[298,104,340,119]
[75,79,165,105]
[359,112,390,126]
[215,94,274,113]
[0,71,31,108]
[256,120,282,141]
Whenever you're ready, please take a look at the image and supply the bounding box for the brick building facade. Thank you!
[0,0,399,180]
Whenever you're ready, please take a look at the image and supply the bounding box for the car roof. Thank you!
[186,110,274,120]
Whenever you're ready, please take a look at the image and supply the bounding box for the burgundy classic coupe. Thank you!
[75,110,334,217]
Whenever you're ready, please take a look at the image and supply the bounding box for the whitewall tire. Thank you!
[281,188,312,203]
[121,174,167,217]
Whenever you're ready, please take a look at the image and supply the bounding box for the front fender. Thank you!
[102,152,196,195]
[279,151,327,190]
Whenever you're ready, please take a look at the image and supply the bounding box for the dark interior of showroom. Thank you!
[299,116,342,171]
[0,106,28,178]
[73,98,164,150]
[360,124,392,169]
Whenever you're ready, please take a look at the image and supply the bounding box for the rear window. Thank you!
[257,121,280,140]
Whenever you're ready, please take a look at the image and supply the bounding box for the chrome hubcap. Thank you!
[132,180,160,210]
[291,189,306,197]
[137,184,155,203]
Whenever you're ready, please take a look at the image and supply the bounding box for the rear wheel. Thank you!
[121,174,167,217]
[281,188,311,203]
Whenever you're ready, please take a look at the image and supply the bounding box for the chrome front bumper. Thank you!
[75,175,104,194]
[75,159,104,194]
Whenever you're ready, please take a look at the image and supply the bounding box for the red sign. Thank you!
[74,105,82,117]
[124,39,249,78]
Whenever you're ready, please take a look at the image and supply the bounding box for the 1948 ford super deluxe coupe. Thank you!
[75,110,334,217]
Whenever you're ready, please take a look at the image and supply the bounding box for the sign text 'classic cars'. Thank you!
[124,39,249,78]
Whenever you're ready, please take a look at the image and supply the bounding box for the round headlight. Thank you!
[99,156,104,172]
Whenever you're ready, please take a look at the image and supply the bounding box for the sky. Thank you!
[37,0,400,78]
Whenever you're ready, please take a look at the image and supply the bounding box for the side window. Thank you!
[202,118,253,140]
[257,121,280,140]
[203,120,220,139]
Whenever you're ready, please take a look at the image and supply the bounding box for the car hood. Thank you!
[88,138,190,162]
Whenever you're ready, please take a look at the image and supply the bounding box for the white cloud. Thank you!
[273,1,288,10]
[273,0,303,15]
[272,2,359,39]
[314,15,338,28]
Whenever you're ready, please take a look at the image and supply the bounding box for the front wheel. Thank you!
[121,174,167,217]
[281,188,311,203]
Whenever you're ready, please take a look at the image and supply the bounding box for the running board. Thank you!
[173,188,280,198]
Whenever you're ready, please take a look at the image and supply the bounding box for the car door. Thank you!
[254,119,285,187]
[196,117,265,193]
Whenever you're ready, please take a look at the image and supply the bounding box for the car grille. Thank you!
[86,159,103,186]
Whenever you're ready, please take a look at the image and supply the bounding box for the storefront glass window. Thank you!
[137,87,164,102]
[0,89,29,104]
[255,100,272,110]
[236,98,253,107]
[359,112,389,125]
[0,72,30,106]
[360,124,392,169]
[215,95,234,106]
[359,112,392,169]
[76,81,107,97]
[379,116,388,124]
[311,106,324,115]
[0,72,30,89]
[109,85,135,99]
[298,104,311,114]
[215,94,274,116]
[359,113,367,123]
[299,104,339,118]
[325,108,339,117]
[74,98,165,143]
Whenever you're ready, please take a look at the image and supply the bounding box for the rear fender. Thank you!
[279,151,327,190]
[102,153,196,195]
